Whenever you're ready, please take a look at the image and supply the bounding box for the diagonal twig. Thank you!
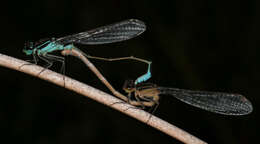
[0,53,207,144]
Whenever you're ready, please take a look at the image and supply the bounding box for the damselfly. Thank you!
[123,80,253,116]
[22,19,152,101]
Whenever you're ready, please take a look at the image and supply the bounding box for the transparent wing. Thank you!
[56,19,146,45]
[158,87,253,115]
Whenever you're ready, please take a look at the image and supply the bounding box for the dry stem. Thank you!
[0,53,207,144]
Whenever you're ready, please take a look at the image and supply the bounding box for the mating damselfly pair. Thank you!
[23,19,253,116]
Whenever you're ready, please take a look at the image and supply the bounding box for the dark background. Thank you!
[0,0,258,144]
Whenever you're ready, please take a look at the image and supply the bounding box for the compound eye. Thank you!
[122,79,135,91]
[24,42,29,49]
[24,41,34,50]
[29,42,34,49]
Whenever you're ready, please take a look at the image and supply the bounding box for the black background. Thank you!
[0,0,258,144]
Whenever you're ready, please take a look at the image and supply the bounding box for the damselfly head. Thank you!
[23,41,34,55]
[123,80,136,93]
